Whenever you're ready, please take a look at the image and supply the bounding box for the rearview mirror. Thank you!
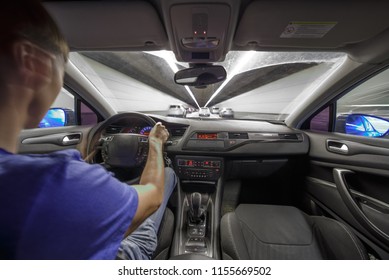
[174,65,226,87]
[38,108,75,128]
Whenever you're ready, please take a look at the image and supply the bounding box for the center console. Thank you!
[176,158,222,181]
[171,155,224,259]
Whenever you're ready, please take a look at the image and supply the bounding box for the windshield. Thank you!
[69,51,346,121]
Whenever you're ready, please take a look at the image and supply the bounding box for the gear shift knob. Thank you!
[189,192,202,219]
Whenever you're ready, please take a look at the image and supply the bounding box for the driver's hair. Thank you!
[0,0,69,66]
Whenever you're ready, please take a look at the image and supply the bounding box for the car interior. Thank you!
[17,0,389,260]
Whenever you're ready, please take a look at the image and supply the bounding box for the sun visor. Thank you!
[234,1,389,50]
[44,1,168,50]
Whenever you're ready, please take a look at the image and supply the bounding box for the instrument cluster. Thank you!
[120,125,153,136]
[105,123,153,136]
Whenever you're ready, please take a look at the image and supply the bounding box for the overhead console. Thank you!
[163,0,240,62]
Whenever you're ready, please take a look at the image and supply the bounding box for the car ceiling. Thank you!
[43,0,389,108]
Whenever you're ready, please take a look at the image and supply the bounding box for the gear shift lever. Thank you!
[189,192,204,223]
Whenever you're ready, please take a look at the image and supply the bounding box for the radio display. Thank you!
[197,133,218,139]
[178,159,221,168]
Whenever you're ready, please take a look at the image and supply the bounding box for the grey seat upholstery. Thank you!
[220,204,368,260]
[169,253,214,260]
[152,207,174,260]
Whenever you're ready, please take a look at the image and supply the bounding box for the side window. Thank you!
[38,88,98,128]
[335,68,389,138]
[308,67,389,138]
[310,107,330,132]
[80,102,98,126]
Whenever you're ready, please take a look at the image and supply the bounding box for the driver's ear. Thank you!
[12,40,55,89]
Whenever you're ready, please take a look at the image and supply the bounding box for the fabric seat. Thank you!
[152,207,175,259]
[220,204,368,260]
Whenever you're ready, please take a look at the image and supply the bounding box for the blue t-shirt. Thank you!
[0,148,138,259]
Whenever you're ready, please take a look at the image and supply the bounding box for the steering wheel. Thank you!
[86,112,156,168]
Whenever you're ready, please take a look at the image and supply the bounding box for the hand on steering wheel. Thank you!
[149,122,170,145]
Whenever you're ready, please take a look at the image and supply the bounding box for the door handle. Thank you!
[62,133,81,146]
[327,140,349,154]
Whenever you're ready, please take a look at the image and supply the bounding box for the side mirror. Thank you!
[344,114,389,137]
[38,108,75,128]
[174,65,226,87]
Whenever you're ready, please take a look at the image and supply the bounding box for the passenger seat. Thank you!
[220,204,368,259]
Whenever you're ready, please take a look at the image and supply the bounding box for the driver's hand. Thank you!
[149,122,169,144]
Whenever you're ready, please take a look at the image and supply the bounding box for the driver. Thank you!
[0,0,176,259]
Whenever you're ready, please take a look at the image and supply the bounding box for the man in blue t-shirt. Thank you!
[0,1,176,259]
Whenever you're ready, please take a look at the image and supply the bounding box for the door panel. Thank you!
[305,131,389,258]
[334,169,389,244]
[18,126,92,155]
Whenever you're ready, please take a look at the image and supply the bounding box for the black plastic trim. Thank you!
[334,168,389,247]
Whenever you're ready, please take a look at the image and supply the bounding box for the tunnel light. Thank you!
[185,86,200,108]
[205,51,256,107]
[145,51,200,108]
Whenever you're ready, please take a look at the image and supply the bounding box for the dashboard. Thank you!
[99,114,310,181]
[105,114,309,157]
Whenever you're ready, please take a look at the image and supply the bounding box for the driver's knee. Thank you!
[164,167,178,193]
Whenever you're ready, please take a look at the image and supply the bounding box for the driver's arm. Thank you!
[123,122,168,236]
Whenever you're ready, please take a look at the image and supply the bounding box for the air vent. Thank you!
[170,127,187,137]
[278,133,298,140]
[228,132,249,139]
